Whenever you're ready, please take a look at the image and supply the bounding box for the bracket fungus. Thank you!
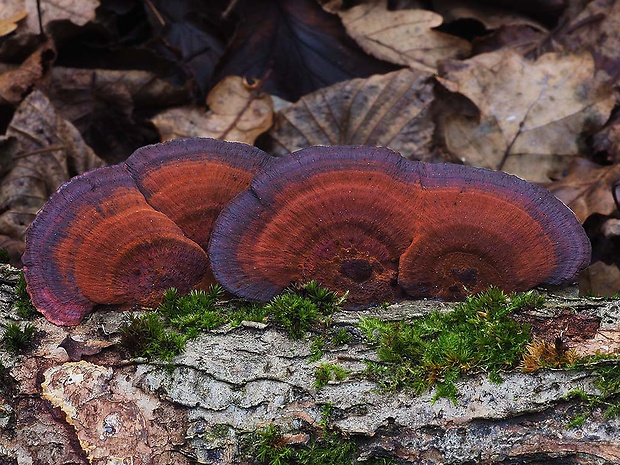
[209,146,591,307]
[125,138,272,283]
[24,138,590,325]
[23,138,271,325]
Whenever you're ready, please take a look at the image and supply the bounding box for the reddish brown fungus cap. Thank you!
[398,163,592,300]
[209,146,591,307]
[209,145,427,307]
[125,138,272,285]
[23,165,209,325]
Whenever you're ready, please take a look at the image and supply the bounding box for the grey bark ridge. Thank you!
[0,264,619,464]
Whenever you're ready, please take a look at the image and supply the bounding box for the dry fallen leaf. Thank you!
[215,0,396,101]
[0,10,26,36]
[46,67,189,163]
[437,50,614,182]
[0,90,104,259]
[269,68,435,159]
[24,0,99,32]
[0,39,55,105]
[433,0,547,31]
[336,0,471,73]
[151,76,273,144]
[579,261,620,297]
[545,158,620,223]
[558,0,620,81]
[593,110,620,165]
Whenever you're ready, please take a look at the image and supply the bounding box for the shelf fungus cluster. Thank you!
[22,138,271,325]
[23,139,591,325]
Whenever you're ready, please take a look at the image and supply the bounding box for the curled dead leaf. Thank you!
[434,0,547,31]
[0,10,26,37]
[268,68,435,159]
[579,261,620,297]
[151,76,273,144]
[213,0,396,102]
[558,0,620,81]
[24,0,99,33]
[0,90,104,261]
[336,0,471,73]
[437,50,614,182]
[546,158,620,223]
[0,39,55,105]
[46,67,189,163]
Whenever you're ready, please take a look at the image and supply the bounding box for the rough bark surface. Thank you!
[0,264,619,464]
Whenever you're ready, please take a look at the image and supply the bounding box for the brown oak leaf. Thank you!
[151,76,273,144]
[336,0,471,73]
[546,158,620,223]
[437,50,614,182]
[268,68,435,160]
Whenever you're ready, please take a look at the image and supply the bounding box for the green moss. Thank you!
[229,281,346,339]
[309,337,325,362]
[359,287,536,402]
[119,285,224,361]
[308,329,351,364]
[251,424,294,465]
[332,328,351,346]
[314,363,350,389]
[564,357,620,425]
[119,281,345,360]
[248,423,355,465]
[13,271,38,319]
[2,322,36,353]
[264,281,346,339]
[230,302,270,327]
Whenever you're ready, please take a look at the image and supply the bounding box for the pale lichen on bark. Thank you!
[0,263,619,464]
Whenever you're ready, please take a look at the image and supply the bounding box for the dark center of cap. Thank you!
[339,259,373,283]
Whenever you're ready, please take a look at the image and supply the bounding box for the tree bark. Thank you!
[1,263,619,465]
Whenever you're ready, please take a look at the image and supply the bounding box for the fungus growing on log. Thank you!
[23,138,272,325]
[209,146,591,307]
[398,163,592,300]
[22,166,210,326]
[125,138,272,284]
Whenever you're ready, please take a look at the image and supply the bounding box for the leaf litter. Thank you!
[1,0,620,291]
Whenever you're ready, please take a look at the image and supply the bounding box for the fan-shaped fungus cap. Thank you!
[209,146,427,307]
[23,165,209,326]
[125,138,272,285]
[209,146,591,307]
[398,163,592,300]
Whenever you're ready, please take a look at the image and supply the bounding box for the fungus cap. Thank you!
[398,163,592,299]
[209,146,591,306]
[209,145,426,307]
[125,138,272,285]
[23,165,210,325]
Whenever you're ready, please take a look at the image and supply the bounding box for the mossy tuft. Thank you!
[13,271,39,319]
[264,281,346,339]
[520,338,579,372]
[2,322,36,353]
[359,287,538,402]
[314,363,350,389]
[119,281,345,360]
[119,285,224,360]
[564,357,620,425]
